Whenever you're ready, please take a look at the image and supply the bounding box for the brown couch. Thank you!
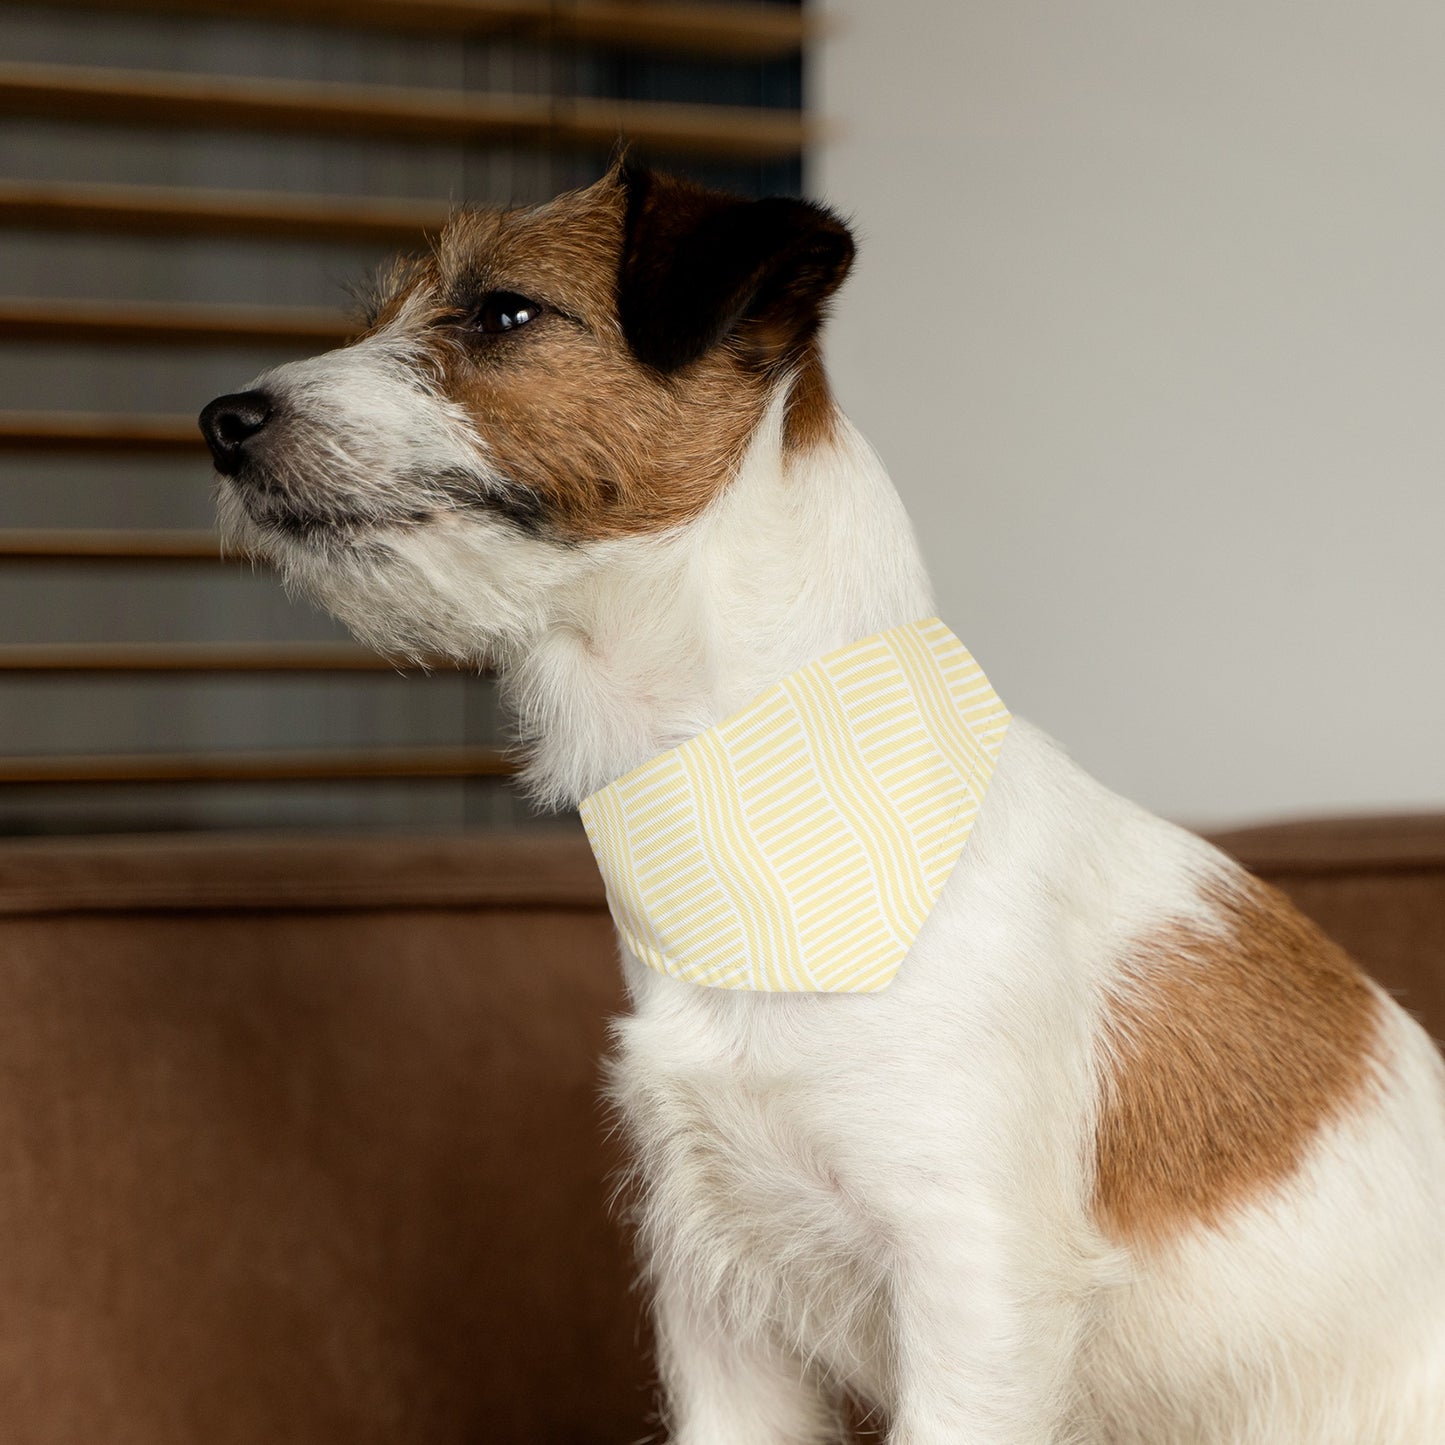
[0,818,1440,1443]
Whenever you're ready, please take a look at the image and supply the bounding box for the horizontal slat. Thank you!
[0,529,222,560]
[0,411,201,452]
[0,744,513,783]
[0,412,631,463]
[0,0,809,58]
[548,0,810,57]
[0,643,413,672]
[0,529,223,560]
[0,179,449,245]
[0,61,812,161]
[0,297,352,348]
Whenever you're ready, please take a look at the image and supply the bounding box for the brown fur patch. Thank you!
[1094,872,1382,1246]
[370,176,774,542]
[782,343,840,454]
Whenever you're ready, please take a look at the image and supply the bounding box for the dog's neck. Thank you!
[504,392,936,810]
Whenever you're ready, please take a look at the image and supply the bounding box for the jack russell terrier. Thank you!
[201,162,1445,1444]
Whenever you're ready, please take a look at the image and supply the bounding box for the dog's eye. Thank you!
[471,291,543,335]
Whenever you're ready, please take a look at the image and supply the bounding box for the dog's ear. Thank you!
[616,161,855,375]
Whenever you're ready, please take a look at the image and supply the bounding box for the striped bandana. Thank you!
[579,618,1010,993]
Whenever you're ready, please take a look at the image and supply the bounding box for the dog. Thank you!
[200,161,1445,1443]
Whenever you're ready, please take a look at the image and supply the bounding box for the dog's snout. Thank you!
[199,390,274,475]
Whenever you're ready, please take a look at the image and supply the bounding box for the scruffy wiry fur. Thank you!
[206,168,1445,1444]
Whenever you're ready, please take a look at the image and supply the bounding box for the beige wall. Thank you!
[815,0,1445,826]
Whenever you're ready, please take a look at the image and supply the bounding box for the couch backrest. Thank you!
[0,832,644,1445]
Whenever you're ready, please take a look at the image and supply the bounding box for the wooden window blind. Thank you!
[0,0,809,834]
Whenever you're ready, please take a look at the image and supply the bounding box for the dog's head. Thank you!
[200,162,854,662]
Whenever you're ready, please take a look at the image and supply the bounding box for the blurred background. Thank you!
[0,0,802,836]
[820,0,1445,826]
[1,0,1441,839]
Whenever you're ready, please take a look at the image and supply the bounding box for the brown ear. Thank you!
[616,162,855,375]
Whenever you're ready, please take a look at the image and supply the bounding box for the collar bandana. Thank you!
[579,618,1009,993]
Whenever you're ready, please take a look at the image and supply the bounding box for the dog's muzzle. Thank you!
[199,390,273,476]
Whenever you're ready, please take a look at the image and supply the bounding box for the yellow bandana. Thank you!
[579,619,1009,993]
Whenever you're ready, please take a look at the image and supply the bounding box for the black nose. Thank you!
[199,390,273,475]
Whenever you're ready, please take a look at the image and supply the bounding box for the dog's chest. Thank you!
[612,985,893,1390]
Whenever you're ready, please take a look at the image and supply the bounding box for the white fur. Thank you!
[220,343,1445,1444]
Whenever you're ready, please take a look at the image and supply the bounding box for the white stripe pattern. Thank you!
[579,619,1010,992]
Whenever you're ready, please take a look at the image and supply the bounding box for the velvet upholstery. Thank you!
[0,818,1440,1441]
